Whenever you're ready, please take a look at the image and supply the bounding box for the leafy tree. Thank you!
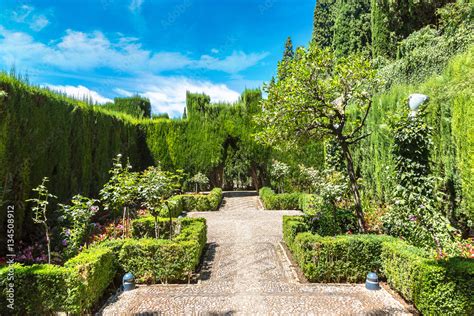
[190,172,209,193]
[270,160,290,193]
[59,195,98,258]
[27,177,57,263]
[332,0,371,57]
[139,167,176,238]
[99,154,140,238]
[256,44,378,232]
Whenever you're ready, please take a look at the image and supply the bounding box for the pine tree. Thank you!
[183,107,187,119]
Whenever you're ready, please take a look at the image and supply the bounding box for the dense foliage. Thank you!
[256,43,378,231]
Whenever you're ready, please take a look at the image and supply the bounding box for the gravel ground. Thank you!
[100,192,411,315]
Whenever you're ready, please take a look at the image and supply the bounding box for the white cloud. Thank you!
[130,75,240,117]
[45,84,113,104]
[195,51,269,73]
[30,15,50,32]
[113,88,134,97]
[0,27,267,74]
[10,5,50,32]
[211,48,219,54]
[129,0,145,13]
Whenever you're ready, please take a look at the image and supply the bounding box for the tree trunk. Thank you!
[44,224,51,264]
[154,215,159,239]
[340,141,366,232]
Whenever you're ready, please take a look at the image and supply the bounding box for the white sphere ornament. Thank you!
[408,93,429,117]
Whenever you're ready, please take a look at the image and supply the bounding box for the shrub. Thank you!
[160,188,223,216]
[118,218,206,283]
[131,216,173,239]
[259,187,301,210]
[283,221,474,315]
[0,263,69,315]
[381,240,474,315]
[0,246,116,314]
[282,215,308,249]
[291,232,393,283]
[64,247,116,313]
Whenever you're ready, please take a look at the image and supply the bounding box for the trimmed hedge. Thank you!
[259,187,301,210]
[118,217,206,283]
[291,232,392,283]
[283,216,474,315]
[159,188,223,217]
[131,216,173,239]
[382,240,474,315]
[282,215,308,249]
[0,247,116,314]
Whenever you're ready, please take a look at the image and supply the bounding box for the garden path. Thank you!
[100,192,411,315]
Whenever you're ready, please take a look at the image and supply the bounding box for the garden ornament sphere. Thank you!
[365,272,380,290]
[408,93,429,117]
[122,272,136,291]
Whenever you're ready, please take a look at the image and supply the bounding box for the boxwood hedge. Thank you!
[283,216,474,315]
[259,187,301,210]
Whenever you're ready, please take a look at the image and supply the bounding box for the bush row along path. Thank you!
[101,192,410,315]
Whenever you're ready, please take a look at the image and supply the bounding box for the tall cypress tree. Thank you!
[312,0,336,48]
[283,36,294,60]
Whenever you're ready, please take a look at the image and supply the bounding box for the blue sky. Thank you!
[0,0,314,117]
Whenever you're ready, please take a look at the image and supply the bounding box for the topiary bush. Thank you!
[259,187,301,210]
[158,188,223,217]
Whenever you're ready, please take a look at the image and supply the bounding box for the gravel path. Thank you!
[100,192,411,315]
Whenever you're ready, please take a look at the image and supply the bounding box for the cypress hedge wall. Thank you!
[0,74,153,251]
[353,46,474,228]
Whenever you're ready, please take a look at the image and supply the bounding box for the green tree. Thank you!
[27,177,57,263]
[283,36,294,60]
[139,167,176,238]
[312,0,336,48]
[256,44,378,232]
[190,172,209,193]
[99,154,140,238]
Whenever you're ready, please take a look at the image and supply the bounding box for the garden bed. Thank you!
[0,217,207,314]
[283,215,474,315]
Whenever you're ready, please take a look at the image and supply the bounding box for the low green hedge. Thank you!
[382,240,474,315]
[283,216,474,315]
[0,217,206,314]
[282,215,308,249]
[160,188,223,217]
[0,247,116,314]
[112,217,206,283]
[131,216,174,239]
[292,232,393,282]
[259,187,301,210]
